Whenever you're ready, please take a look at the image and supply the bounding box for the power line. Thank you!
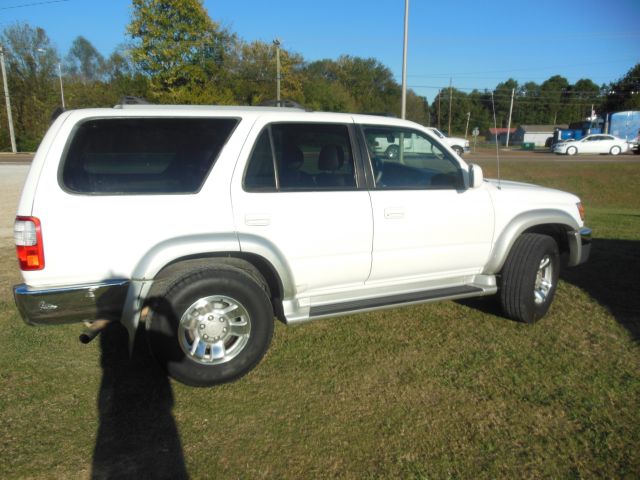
[0,0,69,10]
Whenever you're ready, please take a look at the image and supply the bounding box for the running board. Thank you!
[309,284,488,320]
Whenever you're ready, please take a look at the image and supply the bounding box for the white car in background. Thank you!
[553,134,629,156]
[426,127,470,156]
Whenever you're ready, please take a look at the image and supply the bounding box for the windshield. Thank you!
[430,128,446,139]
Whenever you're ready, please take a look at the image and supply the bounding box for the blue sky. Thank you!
[1,0,639,102]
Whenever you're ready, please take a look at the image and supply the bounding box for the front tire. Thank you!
[499,233,560,324]
[566,146,577,155]
[452,145,464,156]
[146,266,274,387]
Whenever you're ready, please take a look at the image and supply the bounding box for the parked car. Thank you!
[424,127,470,156]
[13,105,591,387]
[553,134,629,155]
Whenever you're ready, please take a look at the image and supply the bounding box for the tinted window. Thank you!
[244,123,356,191]
[363,126,462,189]
[62,118,237,194]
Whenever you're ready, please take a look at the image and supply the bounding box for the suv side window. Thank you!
[61,118,237,194]
[244,123,356,191]
[363,126,462,189]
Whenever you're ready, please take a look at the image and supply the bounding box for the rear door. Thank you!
[232,118,373,296]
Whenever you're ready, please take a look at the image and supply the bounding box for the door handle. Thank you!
[245,214,271,226]
[384,208,404,219]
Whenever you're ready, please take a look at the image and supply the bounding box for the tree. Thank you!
[127,0,237,100]
[516,81,542,124]
[0,23,59,151]
[603,63,640,112]
[431,87,474,135]
[404,90,429,126]
[64,36,105,82]
[540,75,570,124]
[332,55,400,114]
[232,40,305,105]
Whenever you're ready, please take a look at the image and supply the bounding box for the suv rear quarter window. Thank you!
[61,117,238,194]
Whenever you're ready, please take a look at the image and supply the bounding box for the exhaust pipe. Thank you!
[79,319,111,344]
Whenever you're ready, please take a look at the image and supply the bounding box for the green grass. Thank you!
[1,160,639,479]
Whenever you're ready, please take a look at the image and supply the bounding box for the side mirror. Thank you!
[469,163,484,188]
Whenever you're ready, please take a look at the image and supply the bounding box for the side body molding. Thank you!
[483,209,580,274]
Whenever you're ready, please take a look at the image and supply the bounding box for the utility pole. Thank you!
[447,78,453,135]
[37,48,65,110]
[273,39,281,104]
[0,46,16,153]
[505,87,515,148]
[58,63,65,109]
[464,112,471,139]
[400,0,409,119]
[437,89,441,130]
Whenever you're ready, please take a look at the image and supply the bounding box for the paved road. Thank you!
[0,163,29,241]
[0,153,34,164]
[2,151,639,164]
[467,150,640,163]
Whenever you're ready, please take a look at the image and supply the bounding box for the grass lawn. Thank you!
[1,160,639,479]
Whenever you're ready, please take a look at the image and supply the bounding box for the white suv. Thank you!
[13,105,591,386]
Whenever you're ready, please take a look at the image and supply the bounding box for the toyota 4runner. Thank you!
[13,105,591,386]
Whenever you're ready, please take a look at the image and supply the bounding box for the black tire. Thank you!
[566,146,577,156]
[499,233,560,324]
[452,145,464,156]
[146,266,274,387]
[609,146,621,156]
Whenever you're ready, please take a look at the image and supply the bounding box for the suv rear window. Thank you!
[244,123,356,191]
[61,118,237,194]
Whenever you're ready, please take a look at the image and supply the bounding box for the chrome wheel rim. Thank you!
[534,255,554,305]
[178,295,251,365]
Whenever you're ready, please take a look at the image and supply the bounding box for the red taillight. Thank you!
[14,216,45,271]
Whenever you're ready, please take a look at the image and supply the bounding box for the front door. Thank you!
[362,125,494,285]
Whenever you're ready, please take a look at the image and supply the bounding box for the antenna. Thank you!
[490,91,501,189]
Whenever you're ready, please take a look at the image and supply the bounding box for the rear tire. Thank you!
[610,146,621,155]
[499,233,559,324]
[146,266,274,387]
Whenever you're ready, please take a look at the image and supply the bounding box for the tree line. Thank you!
[0,0,638,151]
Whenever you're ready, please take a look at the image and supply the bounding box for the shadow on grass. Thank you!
[460,238,640,342]
[92,322,188,480]
[561,238,640,342]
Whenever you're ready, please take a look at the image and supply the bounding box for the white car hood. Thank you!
[484,178,582,228]
[486,178,580,203]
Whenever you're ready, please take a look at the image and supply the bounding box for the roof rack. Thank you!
[259,99,307,110]
[115,96,150,107]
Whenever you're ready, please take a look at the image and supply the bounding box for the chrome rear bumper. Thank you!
[13,279,129,326]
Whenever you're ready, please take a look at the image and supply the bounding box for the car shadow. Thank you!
[460,238,639,342]
[560,237,639,342]
[91,322,188,480]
